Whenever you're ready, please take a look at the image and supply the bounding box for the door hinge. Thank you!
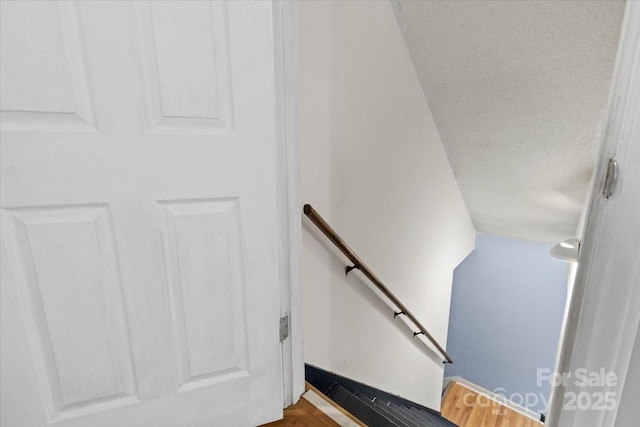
[602,158,618,199]
[279,315,289,342]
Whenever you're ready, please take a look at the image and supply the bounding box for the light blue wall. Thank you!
[444,234,569,414]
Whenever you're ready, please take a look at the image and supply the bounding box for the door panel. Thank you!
[0,1,284,426]
[157,198,249,391]
[3,205,138,419]
[132,1,234,134]
[0,1,96,131]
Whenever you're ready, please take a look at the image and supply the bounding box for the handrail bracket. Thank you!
[345,264,360,276]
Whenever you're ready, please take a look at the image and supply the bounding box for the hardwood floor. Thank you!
[261,383,364,427]
[261,396,340,427]
[441,381,544,427]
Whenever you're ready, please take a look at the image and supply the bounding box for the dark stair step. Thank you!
[387,402,430,426]
[305,364,457,427]
[409,407,457,427]
[325,383,398,427]
[353,392,413,427]
[369,398,425,427]
[409,407,434,423]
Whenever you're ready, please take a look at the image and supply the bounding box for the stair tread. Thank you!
[374,400,425,427]
[409,407,437,424]
[325,383,397,427]
[409,407,457,427]
[388,402,429,426]
[305,365,457,427]
[353,392,413,427]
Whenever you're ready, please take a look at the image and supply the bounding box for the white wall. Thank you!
[298,0,475,409]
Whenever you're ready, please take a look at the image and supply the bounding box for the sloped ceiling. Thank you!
[391,0,624,243]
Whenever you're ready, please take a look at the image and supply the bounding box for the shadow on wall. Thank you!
[444,233,569,415]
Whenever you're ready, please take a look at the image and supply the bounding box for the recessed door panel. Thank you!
[0,1,95,131]
[158,199,249,390]
[132,1,234,134]
[2,205,136,420]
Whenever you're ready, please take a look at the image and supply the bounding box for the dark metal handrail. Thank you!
[303,203,453,364]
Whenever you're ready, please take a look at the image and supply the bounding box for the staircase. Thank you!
[306,364,457,427]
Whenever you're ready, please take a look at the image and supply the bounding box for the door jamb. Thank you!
[545,2,640,425]
[272,0,304,408]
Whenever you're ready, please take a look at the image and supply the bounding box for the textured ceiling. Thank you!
[391,0,624,243]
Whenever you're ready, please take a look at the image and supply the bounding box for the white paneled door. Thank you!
[0,1,286,426]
